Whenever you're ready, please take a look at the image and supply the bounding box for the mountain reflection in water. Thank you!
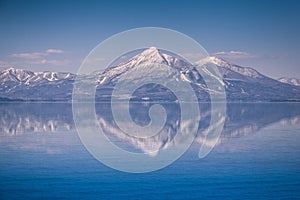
[1,102,299,155]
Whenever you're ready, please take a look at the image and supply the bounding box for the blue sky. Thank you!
[0,0,299,79]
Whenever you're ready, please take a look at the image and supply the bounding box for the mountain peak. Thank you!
[134,47,166,64]
[204,56,263,79]
[4,67,22,73]
[119,47,168,68]
[2,67,34,76]
[204,56,231,67]
[5,67,16,71]
[143,46,159,54]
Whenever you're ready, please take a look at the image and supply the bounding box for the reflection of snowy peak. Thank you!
[1,102,299,155]
[0,103,74,135]
[95,103,300,154]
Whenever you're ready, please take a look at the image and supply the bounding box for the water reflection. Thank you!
[0,103,74,135]
[0,102,299,153]
[96,102,300,154]
[222,103,300,138]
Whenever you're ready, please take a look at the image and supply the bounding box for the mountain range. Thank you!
[0,47,299,102]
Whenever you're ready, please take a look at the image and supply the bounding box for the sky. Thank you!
[0,0,299,79]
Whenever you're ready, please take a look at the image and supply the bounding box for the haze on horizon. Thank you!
[0,0,299,79]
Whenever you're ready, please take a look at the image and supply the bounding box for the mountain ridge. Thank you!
[0,47,299,102]
[278,77,300,86]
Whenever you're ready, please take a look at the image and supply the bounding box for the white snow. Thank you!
[0,67,75,85]
[278,77,300,86]
[206,56,263,78]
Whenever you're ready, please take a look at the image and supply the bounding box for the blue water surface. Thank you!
[0,103,299,199]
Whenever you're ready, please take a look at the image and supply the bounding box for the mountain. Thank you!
[96,47,300,102]
[278,77,300,86]
[96,47,192,89]
[0,47,299,101]
[206,57,300,101]
[0,67,75,101]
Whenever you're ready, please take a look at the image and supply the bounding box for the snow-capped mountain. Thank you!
[97,47,191,85]
[0,67,74,83]
[0,67,75,100]
[0,47,299,101]
[96,47,300,101]
[278,77,300,86]
[205,56,300,101]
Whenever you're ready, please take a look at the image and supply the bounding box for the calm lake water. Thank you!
[0,102,299,199]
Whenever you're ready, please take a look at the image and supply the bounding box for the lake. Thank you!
[0,102,299,199]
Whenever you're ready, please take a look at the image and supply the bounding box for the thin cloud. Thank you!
[212,51,257,59]
[10,52,47,59]
[45,59,72,66]
[46,49,64,54]
[9,49,65,60]
[25,59,72,66]
[2,49,72,69]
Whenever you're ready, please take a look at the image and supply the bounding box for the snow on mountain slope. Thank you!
[206,56,264,79]
[96,47,300,101]
[98,47,192,85]
[0,47,299,101]
[0,68,75,100]
[0,67,75,84]
[98,48,266,87]
[278,77,300,86]
[0,68,35,82]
